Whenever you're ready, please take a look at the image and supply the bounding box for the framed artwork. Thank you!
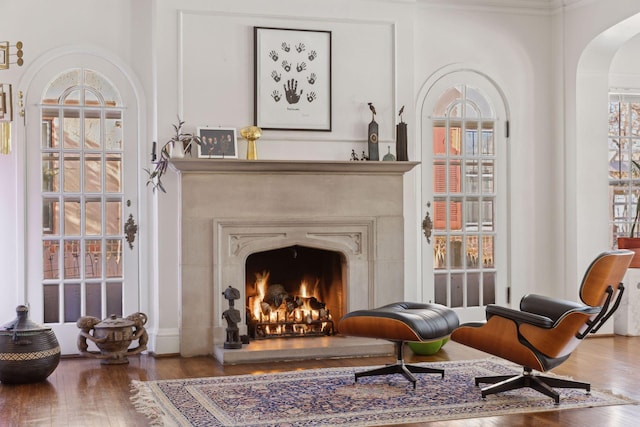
[0,83,12,121]
[254,27,332,131]
[0,43,8,70]
[197,127,238,159]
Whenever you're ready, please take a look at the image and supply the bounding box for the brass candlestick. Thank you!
[240,126,262,160]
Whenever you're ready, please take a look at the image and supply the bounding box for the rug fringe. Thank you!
[600,389,640,404]
[131,380,177,426]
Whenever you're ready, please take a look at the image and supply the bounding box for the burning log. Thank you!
[260,302,271,316]
[264,284,288,308]
[308,296,325,310]
[285,299,298,314]
[294,296,326,310]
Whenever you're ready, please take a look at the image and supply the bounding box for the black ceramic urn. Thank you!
[0,305,61,384]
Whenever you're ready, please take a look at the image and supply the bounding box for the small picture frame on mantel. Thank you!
[197,127,238,159]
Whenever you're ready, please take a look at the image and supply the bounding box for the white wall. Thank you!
[2,0,640,353]
[151,0,417,354]
[0,0,148,321]
[561,1,640,301]
[413,4,555,304]
[610,33,640,87]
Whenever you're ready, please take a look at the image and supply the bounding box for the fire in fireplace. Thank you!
[245,245,345,339]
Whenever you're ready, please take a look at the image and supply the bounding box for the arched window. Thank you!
[608,93,640,245]
[40,68,126,322]
[431,84,497,307]
[421,72,508,322]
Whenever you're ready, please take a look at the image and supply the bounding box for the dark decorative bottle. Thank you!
[396,122,408,161]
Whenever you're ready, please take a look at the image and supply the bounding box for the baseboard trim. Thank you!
[147,352,181,358]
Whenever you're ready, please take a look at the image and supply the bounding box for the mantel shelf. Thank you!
[170,158,420,174]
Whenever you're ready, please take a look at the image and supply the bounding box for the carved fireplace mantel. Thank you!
[173,157,419,361]
[170,158,419,174]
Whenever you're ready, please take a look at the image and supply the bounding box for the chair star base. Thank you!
[355,341,444,389]
[476,367,591,405]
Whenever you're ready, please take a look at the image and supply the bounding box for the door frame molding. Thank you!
[15,45,149,340]
[415,63,511,316]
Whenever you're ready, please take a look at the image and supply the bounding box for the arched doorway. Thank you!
[418,68,510,322]
[21,50,144,354]
[570,12,640,298]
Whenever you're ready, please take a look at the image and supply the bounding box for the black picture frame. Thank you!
[0,83,12,121]
[254,27,332,131]
[0,43,8,70]
[197,127,238,159]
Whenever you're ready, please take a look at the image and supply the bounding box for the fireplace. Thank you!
[245,245,344,339]
[172,159,418,362]
[215,217,373,345]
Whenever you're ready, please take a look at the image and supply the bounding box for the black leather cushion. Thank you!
[519,294,597,321]
[339,302,459,341]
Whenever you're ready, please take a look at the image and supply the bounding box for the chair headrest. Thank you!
[579,250,634,307]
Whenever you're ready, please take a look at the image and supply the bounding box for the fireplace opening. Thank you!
[245,245,345,339]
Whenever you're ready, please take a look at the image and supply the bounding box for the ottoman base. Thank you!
[355,341,444,389]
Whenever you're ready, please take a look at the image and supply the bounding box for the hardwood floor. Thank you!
[1,336,638,426]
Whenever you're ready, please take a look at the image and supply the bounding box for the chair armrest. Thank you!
[486,304,555,328]
[519,294,587,322]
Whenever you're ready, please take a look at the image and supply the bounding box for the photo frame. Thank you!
[254,27,331,131]
[0,43,8,70]
[197,127,238,159]
[0,83,12,121]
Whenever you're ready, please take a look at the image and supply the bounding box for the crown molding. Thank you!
[416,0,588,14]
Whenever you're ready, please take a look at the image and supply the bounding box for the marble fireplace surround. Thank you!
[172,159,418,361]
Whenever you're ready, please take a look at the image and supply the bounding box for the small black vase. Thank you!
[396,122,408,161]
[0,305,61,384]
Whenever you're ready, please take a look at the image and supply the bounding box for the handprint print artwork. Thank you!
[284,79,303,104]
[307,73,316,84]
[255,27,331,130]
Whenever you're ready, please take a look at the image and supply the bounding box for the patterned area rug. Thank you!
[131,358,635,426]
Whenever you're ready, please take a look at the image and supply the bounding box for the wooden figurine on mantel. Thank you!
[367,102,379,161]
